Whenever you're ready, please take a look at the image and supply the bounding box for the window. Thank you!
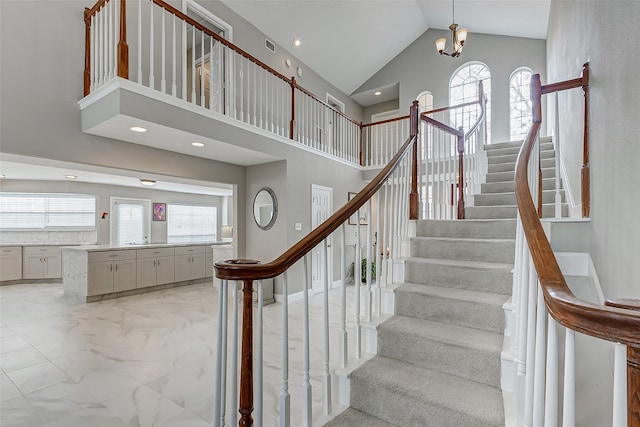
[449,62,491,142]
[0,193,96,230]
[167,204,217,243]
[510,67,533,140]
[417,91,434,160]
[111,198,150,245]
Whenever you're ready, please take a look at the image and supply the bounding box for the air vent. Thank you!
[265,38,275,53]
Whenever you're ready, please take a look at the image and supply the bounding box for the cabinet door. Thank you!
[205,251,213,278]
[113,259,136,292]
[174,254,192,282]
[23,254,45,279]
[88,261,113,296]
[0,253,22,281]
[190,253,206,280]
[43,253,62,279]
[155,256,175,285]
[137,258,157,288]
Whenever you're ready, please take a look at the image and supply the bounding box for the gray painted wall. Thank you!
[354,29,547,143]
[547,0,640,301]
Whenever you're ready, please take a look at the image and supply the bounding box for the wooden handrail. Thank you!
[420,116,463,138]
[516,74,640,347]
[422,99,479,116]
[216,106,419,281]
[361,115,411,128]
[517,74,640,425]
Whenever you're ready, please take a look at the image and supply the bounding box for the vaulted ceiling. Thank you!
[222,0,551,95]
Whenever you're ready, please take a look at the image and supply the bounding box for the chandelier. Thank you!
[435,0,468,58]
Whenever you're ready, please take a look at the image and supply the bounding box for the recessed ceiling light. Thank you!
[65,175,77,180]
[192,142,205,147]
[293,37,302,47]
[0,174,5,179]
[140,179,156,186]
[374,91,382,96]
[130,126,147,133]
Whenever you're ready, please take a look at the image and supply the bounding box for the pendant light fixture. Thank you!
[435,0,468,58]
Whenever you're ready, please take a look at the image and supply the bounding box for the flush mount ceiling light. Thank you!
[65,175,77,180]
[140,179,156,186]
[130,126,147,133]
[374,91,382,96]
[191,142,205,147]
[435,0,468,58]
[293,37,302,47]
[0,174,5,179]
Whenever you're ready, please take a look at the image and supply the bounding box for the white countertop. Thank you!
[62,242,233,252]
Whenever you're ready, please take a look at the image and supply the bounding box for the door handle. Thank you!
[110,264,113,272]
[115,264,118,272]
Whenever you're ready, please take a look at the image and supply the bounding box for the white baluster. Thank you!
[181,16,186,100]
[524,252,538,426]
[365,200,372,323]
[544,315,558,427]
[355,214,362,359]
[280,272,290,427]
[533,282,547,426]
[302,256,312,426]
[375,189,382,316]
[562,328,575,427]
[190,27,195,103]
[97,8,103,85]
[554,92,562,218]
[340,224,348,368]
[108,0,112,79]
[160,9,166,93]
[90,16,95,90]
[612,342,628,427]
[149,3,154,89]
[230,282,239,427]
[220,281,228,427]
[208,37,214,109]
[171,15,177,97]
[381,184,389,287]
[255,280,264,427]
[137,0,142,84]
[323,239,332,415]
[213,279,226,427]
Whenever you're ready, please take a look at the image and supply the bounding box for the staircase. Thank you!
[326,137,560,426]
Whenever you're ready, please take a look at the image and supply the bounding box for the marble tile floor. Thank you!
[0,281,379,426]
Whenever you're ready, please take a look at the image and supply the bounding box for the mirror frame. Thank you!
[253,187,278,231]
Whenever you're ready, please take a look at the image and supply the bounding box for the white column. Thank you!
[213,280,225,427]
[255,281,264,427]
[280,272,290,427]
[302,256,312,426]
[612,343,628,427]
[322,239,332,415]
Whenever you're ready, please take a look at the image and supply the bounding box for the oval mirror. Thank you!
[253,187,277,230]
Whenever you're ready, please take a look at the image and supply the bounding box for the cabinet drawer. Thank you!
[174,246,206,256]
[88,250,137,263]
[0,247,22,255]
[24,246,61,255]
[137,247,174,259]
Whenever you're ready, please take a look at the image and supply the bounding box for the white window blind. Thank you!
[113,200,148,245]
[167,204,217,243]
[0,193,96,230]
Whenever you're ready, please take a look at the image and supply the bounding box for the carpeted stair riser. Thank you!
[484,140,553,157]
[486,166,556,183]
[488,157,555,173]
[395,283,507,333]
[416,219,516,239]
[404,258,512,294]
[484,135,552,150]
[378,316,502,388]
[411,237,515,264]
[474,189,565,206]
[350,356,505,427]
[465,203,569,219]
[481,177,556,193]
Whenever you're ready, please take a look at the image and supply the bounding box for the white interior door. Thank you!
[311,185,333,294]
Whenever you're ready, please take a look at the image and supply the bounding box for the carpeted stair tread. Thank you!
[323,408,396,427]
[474,189,564,206]
[350,355,505,427]
[481,178,556,193]
[397,282,510,306]
[465,203,569,219]
[378,316,502,388]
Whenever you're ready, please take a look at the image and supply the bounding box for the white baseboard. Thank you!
[273,289,313,304]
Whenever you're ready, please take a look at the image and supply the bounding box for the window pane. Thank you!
[167,204,217,243]
[0,193,95,230]
[509,68,533,140]
[450,62,491,142]
[115,203,146,245]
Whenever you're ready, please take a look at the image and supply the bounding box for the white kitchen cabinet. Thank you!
[23,246,62,279]
[87,250,137,296]
[205,246,214,278]
[174,246,206,282]
[136,248,175,288]
[0,247,22,281]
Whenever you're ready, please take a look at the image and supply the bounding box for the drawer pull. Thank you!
[109,254,118,258]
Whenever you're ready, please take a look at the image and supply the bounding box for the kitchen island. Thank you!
[62,243,234,303]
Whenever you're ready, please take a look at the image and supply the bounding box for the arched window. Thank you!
[509,67,533,140]
[416,91,434,114]
[449,62,491,142]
